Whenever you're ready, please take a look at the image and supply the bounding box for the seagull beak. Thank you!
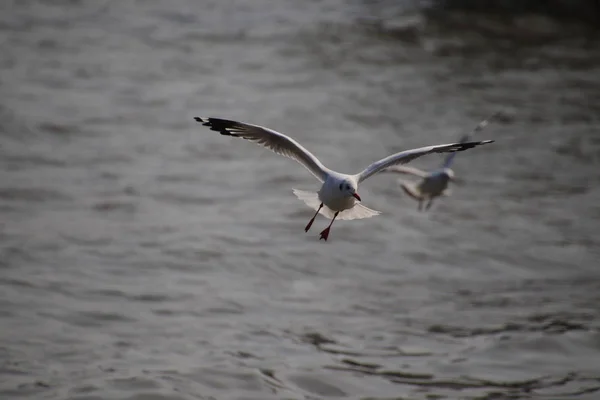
[352,193,361,201]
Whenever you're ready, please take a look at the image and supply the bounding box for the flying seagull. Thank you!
[194,117,494,240]
[384,112,501,211]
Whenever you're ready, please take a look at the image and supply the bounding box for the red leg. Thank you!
[304,203,323,232]
[319,211,339,241]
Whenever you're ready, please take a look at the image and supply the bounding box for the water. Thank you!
[1,1,600,399]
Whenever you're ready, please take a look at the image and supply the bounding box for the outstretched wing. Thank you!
[194,117,330,182]
[442,111,502,169]
[355,140,493,183]
[383,165,429,178]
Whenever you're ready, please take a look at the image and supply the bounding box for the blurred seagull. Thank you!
[384,112,501,211]
[194,117,494,240]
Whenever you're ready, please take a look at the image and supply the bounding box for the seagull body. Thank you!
[317,172,360,213]
[194,117,494,240]
[385,112,501,211]
[393,166,455,211]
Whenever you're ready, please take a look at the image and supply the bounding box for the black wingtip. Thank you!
[194,116,215,129]
[193,117,236,136]
[462,139,495,149]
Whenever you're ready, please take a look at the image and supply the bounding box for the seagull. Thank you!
[194,117,494,240]
[383,112,501,211]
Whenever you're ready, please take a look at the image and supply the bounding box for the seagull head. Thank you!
[441,168,456,181]
[338,180,361,201]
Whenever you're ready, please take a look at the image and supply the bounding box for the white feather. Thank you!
[293,189,380,220]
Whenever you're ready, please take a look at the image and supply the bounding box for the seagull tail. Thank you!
[292,189,381,221]
[338,203,381,220]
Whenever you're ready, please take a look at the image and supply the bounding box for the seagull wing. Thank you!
[383,165,429,178]
[442,111,502,169]
[355,140,494,183]
[195,117,330,182]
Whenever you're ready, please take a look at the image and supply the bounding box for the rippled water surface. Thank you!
[1,1,600,399]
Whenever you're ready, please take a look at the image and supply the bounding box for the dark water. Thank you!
[1,1,600,399]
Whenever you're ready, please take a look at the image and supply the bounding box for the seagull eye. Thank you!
[339,183,343,191]
[345,185,350,190]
